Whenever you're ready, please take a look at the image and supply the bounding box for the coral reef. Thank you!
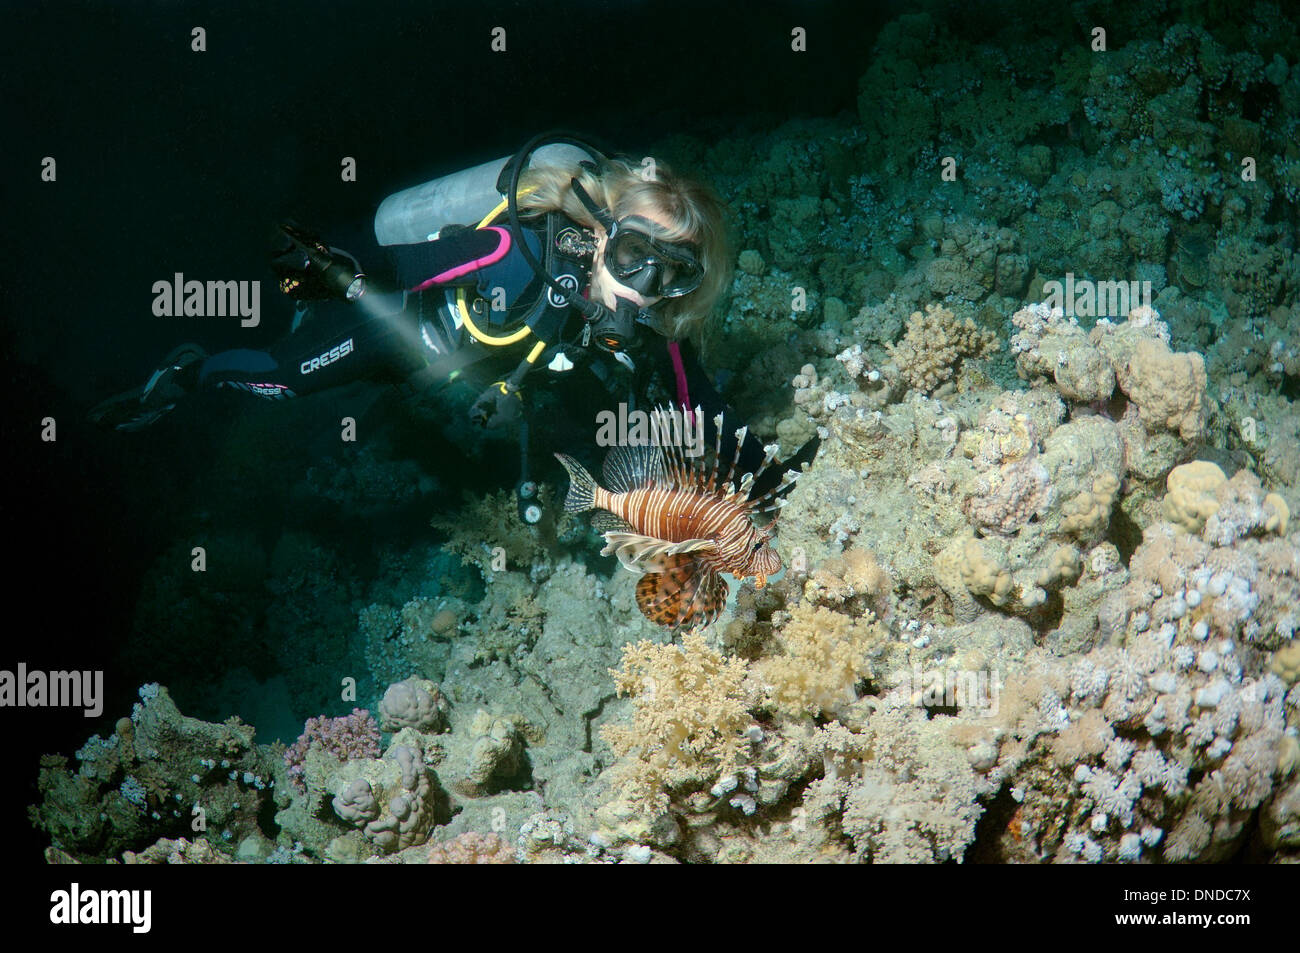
[756,604,881,720]
[29,685,280,863]
[975,458,1297,862]
[328,739,447,855]
[600,634,754,818]
[378,677,450,734]
[28,1,1300,867]
[804,705,992,862]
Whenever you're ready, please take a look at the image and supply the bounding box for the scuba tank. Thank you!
[373,143,593,247]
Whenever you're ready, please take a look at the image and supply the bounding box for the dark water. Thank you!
[3,0,883,862]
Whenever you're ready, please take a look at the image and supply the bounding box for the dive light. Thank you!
[280,224,367,300]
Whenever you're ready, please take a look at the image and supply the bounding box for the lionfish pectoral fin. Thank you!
[635,554,730,630]
[601,531,716,573]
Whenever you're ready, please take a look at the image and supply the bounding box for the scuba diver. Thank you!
[90,133,819,522]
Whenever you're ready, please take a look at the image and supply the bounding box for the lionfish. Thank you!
[555,407,800,630]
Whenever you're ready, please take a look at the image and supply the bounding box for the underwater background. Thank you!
[5,0,1300,864]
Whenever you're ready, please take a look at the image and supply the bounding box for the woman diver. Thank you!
[90,133,819,520]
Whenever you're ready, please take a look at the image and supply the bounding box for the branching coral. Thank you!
[886,303,998,395]
[284,708,381,791]
[803,705,991,863]
[756,604,882,719]
[803,547,893,618]
[430,486,575,577]
[601,634,754,816]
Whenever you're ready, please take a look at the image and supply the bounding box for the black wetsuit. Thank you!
[194,217,799,491]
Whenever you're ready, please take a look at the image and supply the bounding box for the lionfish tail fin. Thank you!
[635,554,729,630]
[555,453,597,512]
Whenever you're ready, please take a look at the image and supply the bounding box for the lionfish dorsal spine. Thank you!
[717,424,746,494]
[703,410,723,494]
[710,412,725,493]
[751,463,804,515]
[746,441,778,487]
[601,443,666,494]
[687,406,704,486]
[650,404,706,491]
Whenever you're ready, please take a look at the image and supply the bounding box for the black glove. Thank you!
[470,380,523,429]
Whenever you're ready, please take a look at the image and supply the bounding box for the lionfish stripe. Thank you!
[554,453,597,512]
[558,426,786,632]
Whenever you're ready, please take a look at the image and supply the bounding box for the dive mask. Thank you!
[570,178,704,299]
[603,216,703,299]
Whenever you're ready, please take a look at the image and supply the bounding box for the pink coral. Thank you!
[426,832,515,864]
[284,708,381,790]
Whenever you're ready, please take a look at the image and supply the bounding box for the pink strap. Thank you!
[409,226,513,291]
[667,340,692,421]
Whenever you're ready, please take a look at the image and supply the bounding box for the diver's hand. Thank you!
[470,381,522,429]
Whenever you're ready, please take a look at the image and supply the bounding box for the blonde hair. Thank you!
[516,157,730,344]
